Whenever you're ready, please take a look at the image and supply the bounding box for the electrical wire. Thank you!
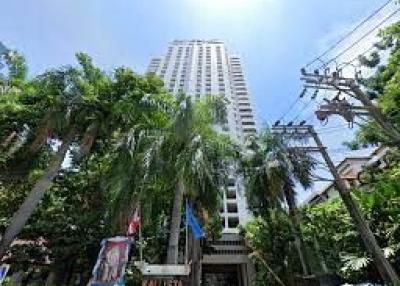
[318,128,353,135]
[290,98,315,122]
[305,0,395,68]
[321,6,400,69]
[276,2,396,129]
[315,124,350,132]
[276,95,302,122]
[338,43,377,69]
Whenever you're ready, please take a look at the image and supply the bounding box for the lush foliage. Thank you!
[0,49,231,285]
[349,21,400,146]
[244,147,400,285]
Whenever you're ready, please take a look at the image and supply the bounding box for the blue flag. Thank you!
[185,201,205,239]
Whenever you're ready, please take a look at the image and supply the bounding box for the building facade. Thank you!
[147,40,256,285]
[304,146,389,205]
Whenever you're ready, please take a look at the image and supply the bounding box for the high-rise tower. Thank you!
[147,40,256,142]
[147,40,256,285]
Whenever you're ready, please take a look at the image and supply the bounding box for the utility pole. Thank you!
[300,69,400,143]
[272,123,400,284]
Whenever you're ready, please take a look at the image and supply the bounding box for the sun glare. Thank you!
[218,0,257,7]
[193,0,267,16]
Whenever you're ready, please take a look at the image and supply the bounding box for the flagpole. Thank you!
[185,199,188,266]
[139,205,143,263]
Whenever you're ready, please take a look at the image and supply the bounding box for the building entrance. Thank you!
[202,264,241,286]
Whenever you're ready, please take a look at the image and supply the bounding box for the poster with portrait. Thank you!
[88,236,132,286]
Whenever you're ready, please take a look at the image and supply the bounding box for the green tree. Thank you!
[244,129,316,276]
[348,21,400,146]
[0,53,174,260]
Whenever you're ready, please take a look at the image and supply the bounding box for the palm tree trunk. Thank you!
[0,129,75,259]
[166,175,185,264]
[76,123,98,161]
[0,131,17,149]
[340,190,399,283]
[313,235,328,274]
[283,184,311,276]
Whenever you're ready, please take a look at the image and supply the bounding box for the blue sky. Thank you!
[0,0,394,125]
[1,0,398,199]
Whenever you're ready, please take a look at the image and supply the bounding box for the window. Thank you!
[227,203,238,213]
[240,108,252,112]
[242,121,255,125]
[228,217,239,228]
[227,190,236,199]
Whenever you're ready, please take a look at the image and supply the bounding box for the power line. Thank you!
[338,43,377,69]
[305,0,395,68]
[276,95,302,122]
[291,98,315,122]
[321,6,400,69]
[315,124,350,132]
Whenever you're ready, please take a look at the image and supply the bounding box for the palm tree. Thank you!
[162,95,234,264]
[0,54,171,258]
[101,94,234,266]
[0,60,89,258]
[244,130,315,276]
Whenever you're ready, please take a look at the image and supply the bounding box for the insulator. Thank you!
[300,68,306,75]
[287,121,293,126]
[314,69,320,75]
[311,89,319,99]
[299,88,307,98]
[273,120,280,126]
[299,120,306,126]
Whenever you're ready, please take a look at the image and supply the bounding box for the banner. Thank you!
[88,236,132,286]
[0,264,10,285]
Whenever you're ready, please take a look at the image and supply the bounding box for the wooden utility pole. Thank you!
[300,70,400,143]
[272,124,400,284]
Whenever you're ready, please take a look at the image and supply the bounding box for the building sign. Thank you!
[141,279,184,286]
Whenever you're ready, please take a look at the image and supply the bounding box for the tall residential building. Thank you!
[147,40,256,143]
[147,40,256,285]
